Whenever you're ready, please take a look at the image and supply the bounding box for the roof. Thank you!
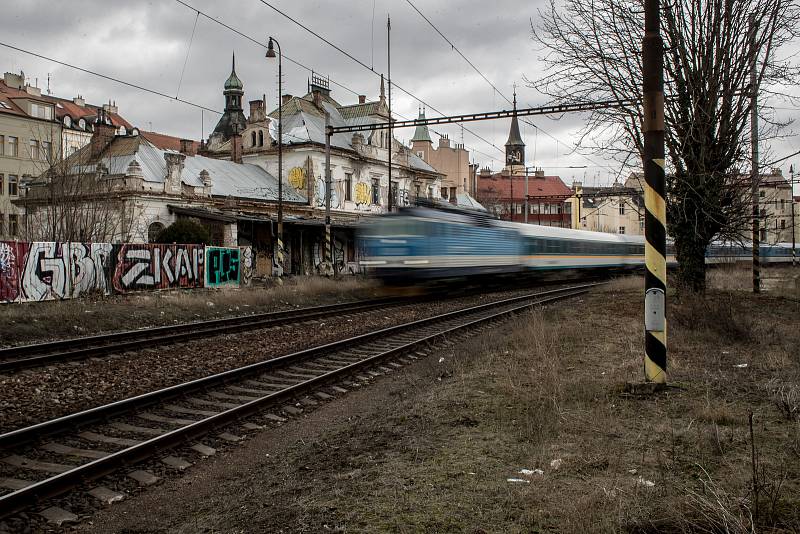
[141,130,199,153]
[477,172,571,201]
[410,109,432,143]
[224,53,243,91]
[455,191,486,211]
[269,93,437,175]
[72,135,306,203]
[0,80,55,119]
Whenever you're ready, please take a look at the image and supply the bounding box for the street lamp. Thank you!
[266,36,283,274]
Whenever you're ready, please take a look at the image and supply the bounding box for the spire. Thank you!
[505,84,524,167]
[232,51,235,74]
[224,51,243,91]
[380,74,385,100]
[411,106,432,143]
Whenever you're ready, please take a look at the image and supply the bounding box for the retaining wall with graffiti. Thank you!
[0,241,253,304]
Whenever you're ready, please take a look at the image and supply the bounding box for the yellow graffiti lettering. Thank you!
[288,167,306,190]
[354,182,370,204]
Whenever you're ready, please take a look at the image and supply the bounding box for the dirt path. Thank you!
[72,281,799,533]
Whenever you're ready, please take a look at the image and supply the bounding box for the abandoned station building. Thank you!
[19,57,445,277]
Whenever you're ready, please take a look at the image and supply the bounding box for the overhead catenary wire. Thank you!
[0,41,220,114]
[172,0,499,160]
[403,0,617,172]
[249,0,505,156]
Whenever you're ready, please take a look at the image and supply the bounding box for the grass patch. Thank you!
[0,276,378,346]
[248,279,800,532]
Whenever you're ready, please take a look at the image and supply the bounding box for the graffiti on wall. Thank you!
[69,243,114,298]
[0,242,252,303]
[206,247,240,287]
[288,166,306,190]
[239,246,254,285]
[0,242,20,302]
[113,244,204,293]
[312,237,345,273]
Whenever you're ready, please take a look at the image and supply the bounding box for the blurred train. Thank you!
[357,204,795,284]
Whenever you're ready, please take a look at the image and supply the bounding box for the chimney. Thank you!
[3,71,24,89]
[358,95,366,104]
[73,95,85,107]
[439,135,450,148]
[200,169,212,196]
[312,89,322,108]
[179,139,196,156]
[89,110,117,159]
[282,94,292,105]
[102,100,118,115]
[230,132,243,164]
[249,99,265,122]
[164,152,186,194]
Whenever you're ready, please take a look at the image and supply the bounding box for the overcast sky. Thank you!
[1,0,798,187]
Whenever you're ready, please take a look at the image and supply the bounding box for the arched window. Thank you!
[251,131,257,147]
[258,130,264,147]
[148,222,165,243]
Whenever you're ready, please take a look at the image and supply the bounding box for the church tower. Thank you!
[410,107,433,161]
[504,90,525,172]
[209,53,248,144]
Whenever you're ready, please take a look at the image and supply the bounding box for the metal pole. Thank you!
[789,165,797,267]
[324,113,333,276]
[387,15,392,213]
[750,14,760,293]
[642,0,667,384]
[525,167,529,224]
[267,37,284,278]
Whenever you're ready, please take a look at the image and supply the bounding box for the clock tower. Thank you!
[504,90,525,171]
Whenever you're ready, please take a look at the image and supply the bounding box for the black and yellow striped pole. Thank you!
[642,0,667,384]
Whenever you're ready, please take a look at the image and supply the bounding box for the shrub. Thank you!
[154,219,211,245]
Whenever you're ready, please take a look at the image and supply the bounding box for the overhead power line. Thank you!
[172,0,499,160]
[250,0,504,156]
[0,41,221,114]
[403,0,616,170]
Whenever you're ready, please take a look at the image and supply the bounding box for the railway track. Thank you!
[0,283,596,523]
[0,297,408,373]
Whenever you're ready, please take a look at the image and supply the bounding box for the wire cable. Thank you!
[0,41,221,114]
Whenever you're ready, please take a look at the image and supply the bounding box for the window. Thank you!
[780,199,785,212]
[8,214,18,236]
[258,130,264,147]
[760,228,766,241]
[516,204,522,214]
[0,101,10,109]
[416,151,424,159]
[415,184,420,200]
[781,219,786,229]
[8,136,18,157]
[441,187,448,199]
[345,173,352,201]
[449,187,456,204]
[564,203,571,214]
[8,175,18,196]
[30,103,53,120]
[0,135,4,155]
[251,131,257,147]
[640,220,645,231]
[760,208,767,218]
[619,226,625,234]
[41,141,51,161]
[0,174,3,195]
[148,222,165,243]
[0,213,4,235]
[619,204,625,215]
[372,178,380,205]
[29,139,39,160]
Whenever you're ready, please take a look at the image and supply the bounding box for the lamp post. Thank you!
[266,37,284,275]
[791,164,796,266]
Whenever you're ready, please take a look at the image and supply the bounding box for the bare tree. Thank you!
[17,124,138,242]
[532,0,799,290]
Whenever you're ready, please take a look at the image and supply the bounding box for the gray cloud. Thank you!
[2,0,797,186]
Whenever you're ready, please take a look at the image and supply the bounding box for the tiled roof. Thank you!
[477,173,571,201]
[140,130,199,153]
[0,80,40,117]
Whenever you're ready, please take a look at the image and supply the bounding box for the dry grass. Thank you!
[709,264,800,296]
[0,276,378,346]
[242,277,800,532]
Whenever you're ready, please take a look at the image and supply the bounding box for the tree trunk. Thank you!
[673,232,708,292]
